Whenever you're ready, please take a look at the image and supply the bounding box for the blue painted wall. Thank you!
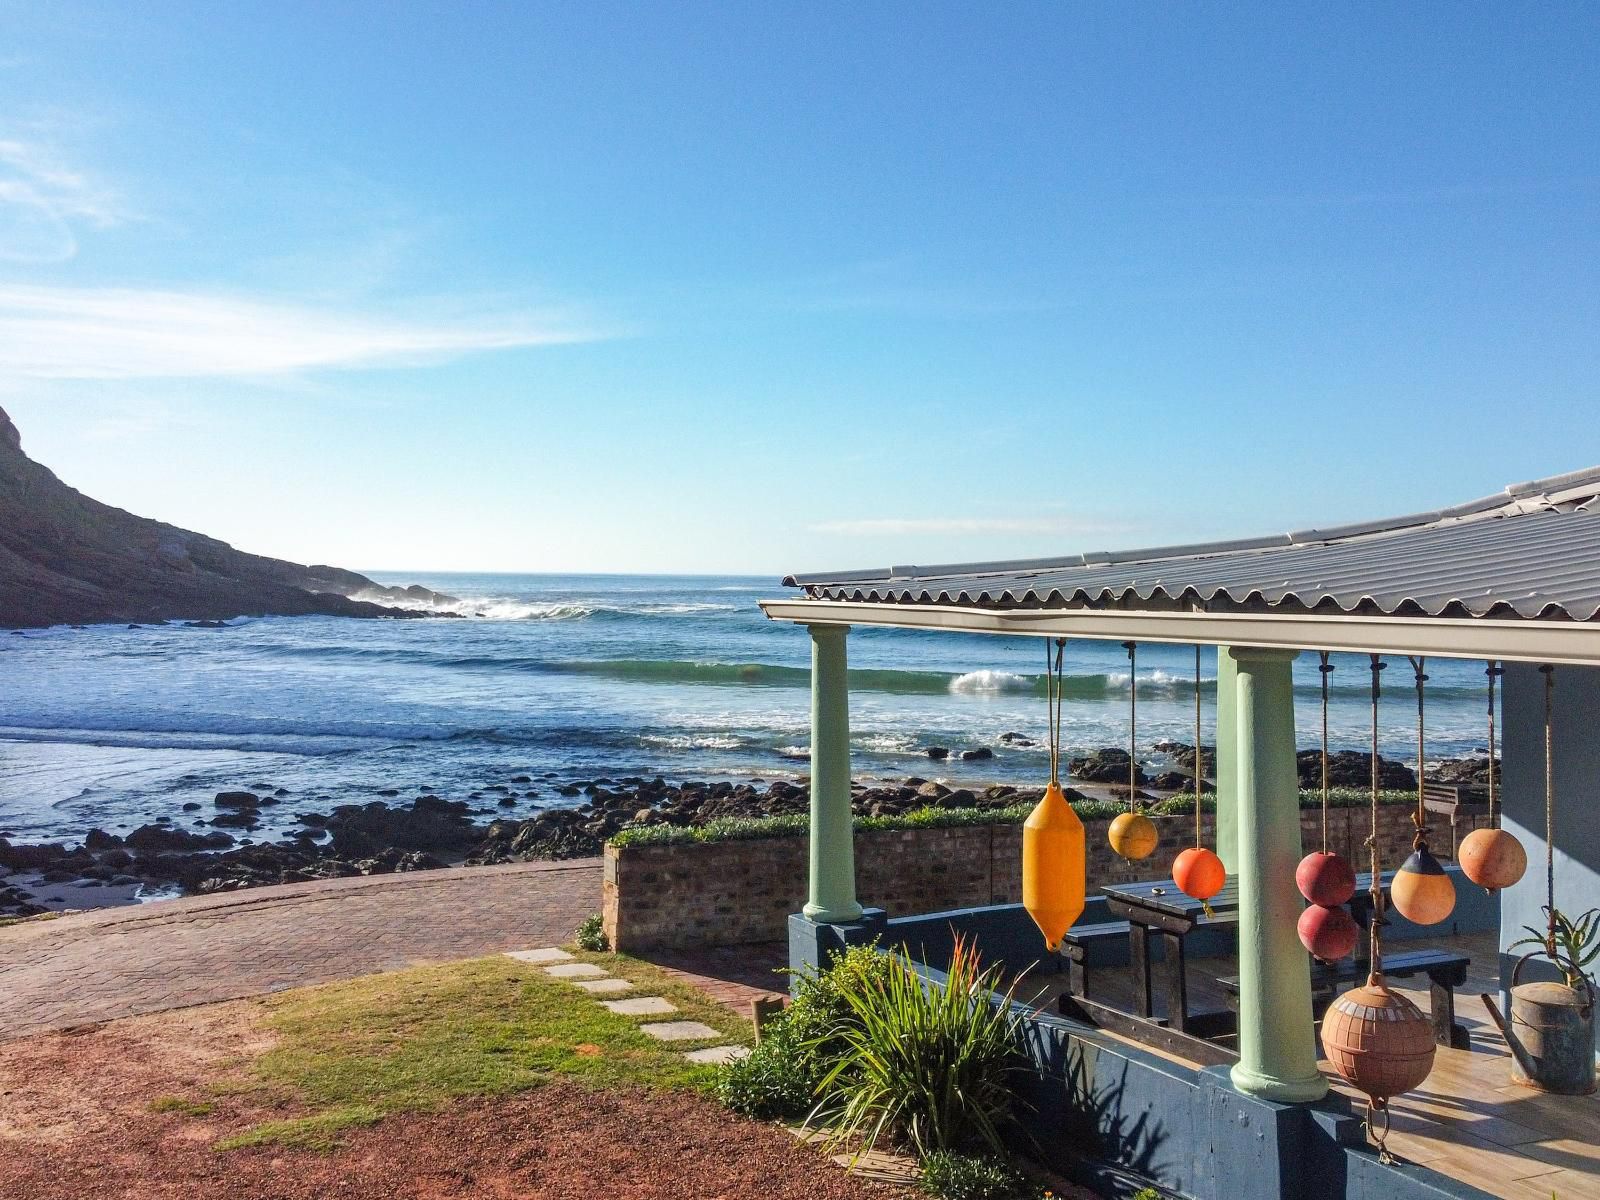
[1498,662,1600,1059]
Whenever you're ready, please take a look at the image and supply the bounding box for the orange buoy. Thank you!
[1108,810,1158,861]
[1390,843,1456,925]
[1023,780,1087,951]
[1322,972,1437,1104]
[1296,850,1357,907]
[1457,827,1527,892]
[1172,845,1225,901]
[1298,903,1360,962]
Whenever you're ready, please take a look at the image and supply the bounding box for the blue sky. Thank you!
[0,3,1596,576]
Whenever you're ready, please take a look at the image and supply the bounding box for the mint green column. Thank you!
[804,624,862,923]
[1227,646,1326,1102]
[1213,647,1239,870]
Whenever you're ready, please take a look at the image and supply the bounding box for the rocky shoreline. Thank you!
[0,744,1496,920]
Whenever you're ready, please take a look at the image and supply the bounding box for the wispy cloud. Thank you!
[0,137,130,263]
[811,515,1125,537]
[0,285,607,379]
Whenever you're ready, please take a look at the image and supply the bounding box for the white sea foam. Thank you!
[948,670,1033,695]
[639,733,744,751]
[854,733,919,754]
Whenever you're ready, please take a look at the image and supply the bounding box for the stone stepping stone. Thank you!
[639,1020,722,1042]
[601,996,677,1017]
[573,978,633,995]
[503,948,573,965]
[544,962,609,979]
[684,1045,751,1065]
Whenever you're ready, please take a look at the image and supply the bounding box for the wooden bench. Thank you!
[1218,948,1472,1049]
[1060,921,1132,1000]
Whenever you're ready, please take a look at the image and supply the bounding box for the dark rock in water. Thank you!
[214,791,261,810]
[210,811,260,829]
[296,811,329,826]
[0,839,69,871]
[325,796,480,859]
[1155,741,1216,776]
[125,825,234,853]
[498,796,518,808]
[510,775,532,784]
[925,746,951,760]
[1430,755,1499,787]
[1070,747,1148,785]
[84,828,122,852]
[181,802,202,812]
[1149,771,1214,793]
[999,732,1036,747]
[1295,749,1414,789]
[184,619,228,628]
[960,747,994,761]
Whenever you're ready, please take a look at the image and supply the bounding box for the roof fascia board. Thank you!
[758,599,1600,667]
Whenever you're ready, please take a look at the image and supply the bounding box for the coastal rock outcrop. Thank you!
[0,405,456,628]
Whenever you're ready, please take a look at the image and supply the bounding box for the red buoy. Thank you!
[1298,903,1360,962]
[1296,850,1357,907]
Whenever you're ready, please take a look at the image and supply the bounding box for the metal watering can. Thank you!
[1482,951,1597,1096]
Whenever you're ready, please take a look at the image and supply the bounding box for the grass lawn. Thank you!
[168,948,754,1152]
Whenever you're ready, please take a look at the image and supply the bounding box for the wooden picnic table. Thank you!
[1098,870,1396,1035]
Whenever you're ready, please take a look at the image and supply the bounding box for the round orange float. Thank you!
[1458,826,1527,892]
[1022,641,1088,951]
[1172,845,1225,902]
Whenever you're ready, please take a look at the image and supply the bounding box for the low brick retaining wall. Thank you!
[603,804,1473,951]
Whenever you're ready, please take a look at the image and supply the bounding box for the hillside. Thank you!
[0,406,451,628]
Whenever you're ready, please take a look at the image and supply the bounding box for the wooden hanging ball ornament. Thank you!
[1322,970,1438,1160]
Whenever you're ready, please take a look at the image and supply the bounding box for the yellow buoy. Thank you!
[1108,810,1158,862]
[1023,780,1086,950]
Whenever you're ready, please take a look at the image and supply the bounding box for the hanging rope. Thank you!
[1365,1100,1395,1166]
[1485,662,1502,827]
[1319,651,1333,855]
[1046,639,1066,786]
[1193,644,1203,848]
[1542,663,1557,953]
[1367,654,1387,975]
[1124,641,1138,810]
[1406,656,1429,851]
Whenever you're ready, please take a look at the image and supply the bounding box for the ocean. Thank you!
[0,572,1498,847]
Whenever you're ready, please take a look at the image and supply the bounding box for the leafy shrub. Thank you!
[918,1150,1040,1200]
[1131,1189,1163,1200]
[574,914,608,952]
[718,1017,817,1120]
[719,941,900,1120]
[812,937,1026,1159]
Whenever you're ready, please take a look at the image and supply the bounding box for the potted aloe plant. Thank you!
[1488,906,1599,1095]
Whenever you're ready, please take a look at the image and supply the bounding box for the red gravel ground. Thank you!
[0,1004,907,1200]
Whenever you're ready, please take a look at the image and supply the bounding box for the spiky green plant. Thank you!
[809,937,1027,1160]
[1512,906,1600,989]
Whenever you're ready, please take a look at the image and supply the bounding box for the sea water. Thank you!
[0,572,1496,845]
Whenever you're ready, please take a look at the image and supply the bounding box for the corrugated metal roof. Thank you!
[784,467,1600,621]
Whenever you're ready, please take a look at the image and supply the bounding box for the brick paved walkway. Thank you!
[0,859,602,1041]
